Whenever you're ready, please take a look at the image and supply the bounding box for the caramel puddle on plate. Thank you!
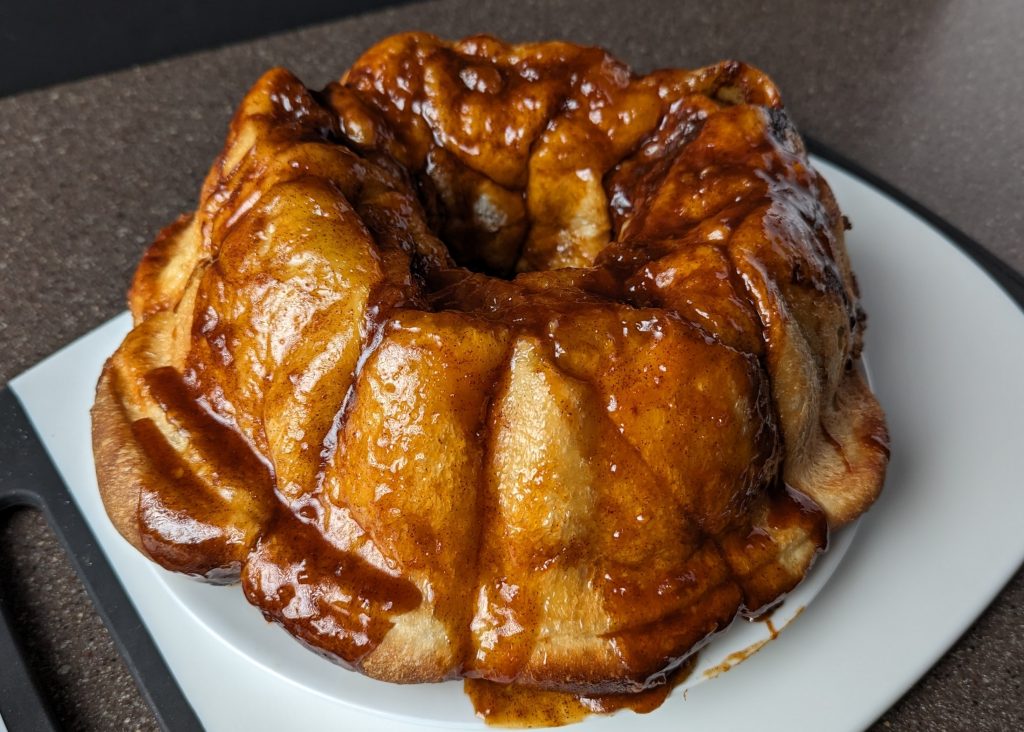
[466,605,808,726]
[465,656,698,728]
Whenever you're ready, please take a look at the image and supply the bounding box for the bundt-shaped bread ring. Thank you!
[92,32,888,695]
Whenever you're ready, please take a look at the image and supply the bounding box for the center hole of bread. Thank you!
[418,157,530,280]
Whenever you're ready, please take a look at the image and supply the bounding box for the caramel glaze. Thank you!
[93,31,889,722]
[242,508,422,669]
[133,366,274,583]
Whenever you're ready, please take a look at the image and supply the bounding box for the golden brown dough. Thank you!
[92,32,887,695]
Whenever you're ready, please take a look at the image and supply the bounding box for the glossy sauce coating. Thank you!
[465,653,698,727]
[93,31,888,724]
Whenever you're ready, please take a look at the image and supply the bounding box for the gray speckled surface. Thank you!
[1,0,1022,729]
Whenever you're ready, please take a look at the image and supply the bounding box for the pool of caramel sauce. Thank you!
[465,602,807,726]
[465,655,699,727]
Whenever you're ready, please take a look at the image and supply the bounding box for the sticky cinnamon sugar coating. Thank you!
[92,32,888,694]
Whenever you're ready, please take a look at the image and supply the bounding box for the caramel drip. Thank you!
[131,418,247,581]
[144,366,272,489]
[131,367,274,580]
[242,508,422,668]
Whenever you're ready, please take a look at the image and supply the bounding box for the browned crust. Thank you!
[786,366,890,526]
[128,213,199,322]
[361,606,460,683]
[91,361,146,553]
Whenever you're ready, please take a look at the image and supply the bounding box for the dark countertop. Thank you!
[1,1,1022,729]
